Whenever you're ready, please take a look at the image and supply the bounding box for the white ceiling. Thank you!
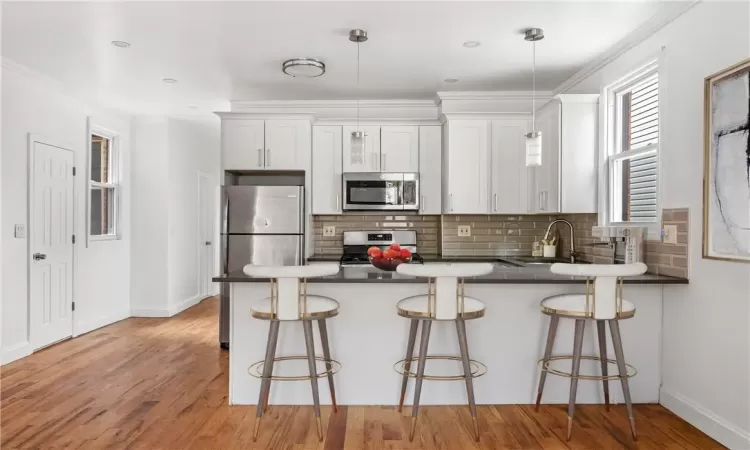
[2,1,684,116]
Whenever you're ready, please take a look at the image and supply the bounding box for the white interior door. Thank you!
[198,173,215,298]
[30,140,75,350]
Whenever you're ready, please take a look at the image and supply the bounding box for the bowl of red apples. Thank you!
[367,244,412,272]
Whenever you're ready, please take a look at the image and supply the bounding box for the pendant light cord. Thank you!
[356,41,360,131]
[532,40,536,133]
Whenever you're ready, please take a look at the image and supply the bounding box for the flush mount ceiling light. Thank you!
[463,41,481,48]
[282,58,326,78]
[349,29,368,151]
[524,27,544,167]
[187,105,198,110]
[111,40,131,48]
[162,78,178,84]
[444,78,459,83]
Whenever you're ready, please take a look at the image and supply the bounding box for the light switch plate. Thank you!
[662,225,678,244]
[458,225,471,237]
[323,226,336,237]
[14,224,26,238]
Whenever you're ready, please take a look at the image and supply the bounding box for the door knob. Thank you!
[33,253,47,261]
[205,241,212,246]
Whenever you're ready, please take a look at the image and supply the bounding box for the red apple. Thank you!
[400,248,412,259]
[383,249,400,260]
[367,246,382,258]
[389,243,401,251]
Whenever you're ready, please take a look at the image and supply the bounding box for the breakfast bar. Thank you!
[214,265,685,407]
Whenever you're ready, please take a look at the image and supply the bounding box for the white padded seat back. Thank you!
[550,263,647,320]
[243,264,339,320]
[397,263,493,320]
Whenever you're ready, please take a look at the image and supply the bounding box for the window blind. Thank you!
[624,74,658,222]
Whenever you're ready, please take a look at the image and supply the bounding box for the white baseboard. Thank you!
[130,308,171,317]
[660,388,750,449]
[75,310,131,336]
[168,294,204,316]
[1,341,33,365]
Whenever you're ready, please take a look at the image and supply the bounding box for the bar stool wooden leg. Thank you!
[456,318,479,442]
[567,319,586,440]
[254,320,280,442]
[409,320,432,442]
[317,319,338,413]
[302,320,324,442]
[596,320,610,412]
[609,319,637,440]
[398,319,420,412]
[535,315,559,411]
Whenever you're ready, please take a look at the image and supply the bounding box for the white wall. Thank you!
[1,64,132,364]
[130,117,169,315]
[166,118,221,311]
[565,2,750,447]
[130,117,220,317]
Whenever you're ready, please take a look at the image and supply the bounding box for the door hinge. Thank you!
[72,167,77,176]
[72,302,76,312]
[72,235,76,244]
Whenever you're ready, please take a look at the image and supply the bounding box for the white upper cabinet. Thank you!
[342,126,381,172]
[443,120,490,214]
[264,120,311,171]
[490,119,531,214]
[221,118,310,171]
[312,126,343,215]
[418,126,442,214]
[380,126,419,173]
[529,95,598,214]
[222,119,265,170]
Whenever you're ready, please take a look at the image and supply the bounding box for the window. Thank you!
[605,62,659,228]
[89,130,119,239]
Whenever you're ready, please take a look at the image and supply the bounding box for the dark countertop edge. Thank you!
[306,255,519,263]
[213,275,689,285]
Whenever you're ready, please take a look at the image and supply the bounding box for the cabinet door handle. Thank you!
[257,149,263,167]
[266,149,270,167]
[421,195,425,211]
[538,192,544,211]
[336,195,340,212]
[382,154,386,172]
[494,193,498,212]
[450,194,453,212]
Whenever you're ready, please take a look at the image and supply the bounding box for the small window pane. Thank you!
[91,187,115,236]
[91,135,110,183]
[612,151,658,223]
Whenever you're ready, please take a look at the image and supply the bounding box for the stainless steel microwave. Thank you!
[342,173,419,211]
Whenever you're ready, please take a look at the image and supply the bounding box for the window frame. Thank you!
[600,59,662,240]
[88,123,121,242]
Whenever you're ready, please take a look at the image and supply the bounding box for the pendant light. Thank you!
[349,29,368,156]
[525,28,544,167]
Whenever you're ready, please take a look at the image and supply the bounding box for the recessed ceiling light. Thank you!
[162,78,178,84]
[187,105,198,110]
[111,41,130,48]
[463,41,481,48]
[444,78,459,83]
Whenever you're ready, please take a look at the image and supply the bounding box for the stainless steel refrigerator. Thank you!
[219,185,304,348]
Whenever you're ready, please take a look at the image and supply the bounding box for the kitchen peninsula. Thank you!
[214,264,685,407]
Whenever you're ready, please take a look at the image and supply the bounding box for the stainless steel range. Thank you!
[339,230,424,266]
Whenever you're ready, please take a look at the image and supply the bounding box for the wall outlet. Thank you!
[662,224,678,244]
[323,226,336,237]
[14,224,26,238]
[458,225,471,237]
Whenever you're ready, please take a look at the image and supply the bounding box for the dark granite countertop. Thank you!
[306,255,526,263]
[213,264,688,285]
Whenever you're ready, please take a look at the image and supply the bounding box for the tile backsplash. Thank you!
[441,215,560,257]
[312,215,440,255]
[645,208,689,278]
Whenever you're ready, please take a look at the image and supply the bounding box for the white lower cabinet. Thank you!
[312,126,343,214]
[418,126,442,214]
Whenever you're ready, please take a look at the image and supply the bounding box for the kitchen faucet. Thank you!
[543,219,578,264]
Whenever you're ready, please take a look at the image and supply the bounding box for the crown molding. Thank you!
[230,99,438,111]
[552,0,700,95]
[436,91,553,102]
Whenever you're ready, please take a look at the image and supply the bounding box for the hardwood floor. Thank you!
[1,297,722,450]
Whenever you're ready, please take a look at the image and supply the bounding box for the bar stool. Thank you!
[243,264,341,443]
[534,263,648,440]
[394,263,493,442]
